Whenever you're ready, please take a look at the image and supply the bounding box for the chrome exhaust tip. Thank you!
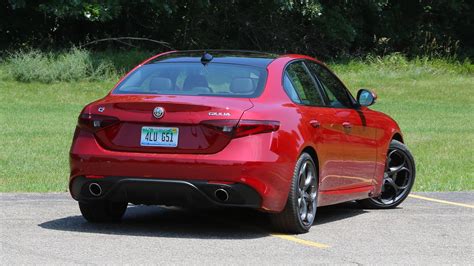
[214,188,229,202]
[88,183,102,197]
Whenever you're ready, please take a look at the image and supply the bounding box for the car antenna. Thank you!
[201,52,213,65]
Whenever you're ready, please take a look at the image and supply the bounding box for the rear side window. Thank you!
[284,62,324,106]
[114,62,267,98]
[283,74,301,103]
[306,62,354,108]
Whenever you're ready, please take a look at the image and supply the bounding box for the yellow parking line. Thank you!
[271,234,330,249]
[409,194,474,209]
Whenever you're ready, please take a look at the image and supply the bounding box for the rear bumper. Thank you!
[69,129,295,212]
[71,176,261,208]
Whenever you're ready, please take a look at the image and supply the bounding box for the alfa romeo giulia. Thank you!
[69,50,415,233]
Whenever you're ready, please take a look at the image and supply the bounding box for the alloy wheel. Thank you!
[371,147,414,206]
[297,160,317,226]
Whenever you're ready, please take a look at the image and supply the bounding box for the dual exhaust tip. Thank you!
[89,182,230,202]
[88,183,102,197]
[214,188,229,202]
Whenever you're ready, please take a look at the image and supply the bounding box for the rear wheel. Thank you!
[271,153,318,234]
[79,200,128,223]
[359,140,416,209]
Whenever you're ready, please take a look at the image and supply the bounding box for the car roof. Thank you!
[148,50,280,68]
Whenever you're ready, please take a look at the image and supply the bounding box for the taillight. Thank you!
[200,120,238,136]
[78,113,119,132]
[200,119,279,138]
[235,120,280,138]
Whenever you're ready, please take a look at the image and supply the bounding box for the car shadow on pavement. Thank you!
[315,201,369,225]
[38,201,367,239]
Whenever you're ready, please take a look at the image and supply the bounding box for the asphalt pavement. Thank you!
[1,192,473,265]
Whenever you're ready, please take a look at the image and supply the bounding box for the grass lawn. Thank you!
[0,57,473,192]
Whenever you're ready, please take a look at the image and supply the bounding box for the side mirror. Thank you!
[357,89,377,107]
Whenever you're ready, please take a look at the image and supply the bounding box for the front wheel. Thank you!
[359,140,416,209]
[271,153,318,234]
[79,200,128,223]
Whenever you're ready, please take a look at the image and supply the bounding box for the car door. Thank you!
[306,61,377,190]
[283,61,346,191]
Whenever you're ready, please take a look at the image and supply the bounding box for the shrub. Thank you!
[5,48,119,83]
[331,53,473,77]
[4,49,472,84]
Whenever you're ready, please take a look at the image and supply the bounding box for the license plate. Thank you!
[140,127,179,147]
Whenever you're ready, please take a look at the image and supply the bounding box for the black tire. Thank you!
[79,200,128,223]
[271,153,318,234]
[358,139,416,209]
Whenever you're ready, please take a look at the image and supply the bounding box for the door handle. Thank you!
[342,122,352,129]
[310,120,320,128]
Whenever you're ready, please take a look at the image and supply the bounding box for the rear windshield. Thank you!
[113,62,267,97]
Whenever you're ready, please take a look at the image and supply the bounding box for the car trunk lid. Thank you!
[81,95,254,154]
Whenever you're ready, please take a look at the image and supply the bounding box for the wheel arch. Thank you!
[391,132,404,143]
[301,146,320,173]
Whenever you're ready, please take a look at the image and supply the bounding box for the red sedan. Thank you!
[69,50,415,233]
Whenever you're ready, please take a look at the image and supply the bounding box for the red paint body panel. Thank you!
[69,51,403,212]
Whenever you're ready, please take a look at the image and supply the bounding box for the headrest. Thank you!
[183,75,208,91]
[230,78,254,94]
[149,77,172,92]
